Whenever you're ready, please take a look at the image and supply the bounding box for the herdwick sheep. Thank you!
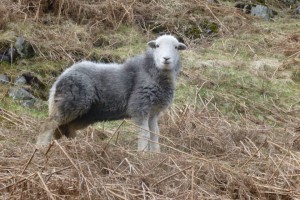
[36,35,187,152]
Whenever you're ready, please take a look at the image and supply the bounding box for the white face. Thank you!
[148,35,187,70]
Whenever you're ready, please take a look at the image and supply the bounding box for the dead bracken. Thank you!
[1,0,300,199]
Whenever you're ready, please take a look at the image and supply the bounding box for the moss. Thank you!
[174,82,197,105]
[292,70,300,83]
[183,20,219,39]
[0,97,47,118]
[184,25,202,39]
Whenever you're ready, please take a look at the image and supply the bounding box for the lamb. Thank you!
[36,35,187,152]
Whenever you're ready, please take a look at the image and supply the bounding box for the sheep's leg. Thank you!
[135,118,150,152]
[36,120,59,146]
[53,124,71,139]
[149,115,160,153]
[66,120,91,138]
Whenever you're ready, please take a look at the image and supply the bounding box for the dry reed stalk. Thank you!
[1,1,300,198]
[37,172,55,200]
[21,148,37,175]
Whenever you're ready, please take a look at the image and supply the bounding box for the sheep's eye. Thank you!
[175,46,178,49]
[155,44,159,48]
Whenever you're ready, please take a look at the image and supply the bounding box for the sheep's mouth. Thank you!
[163,61,171,65]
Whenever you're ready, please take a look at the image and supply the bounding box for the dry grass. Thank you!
[1,0,300,199]
[0,0,254,62]
[0,4,8,30]
[1,102,300,199]
[271,31,300,58]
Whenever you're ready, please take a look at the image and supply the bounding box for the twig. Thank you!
[54,140,93,200]
[106,188,126,200]
[0,173,36,191]
[152,166,192,187]
[205,4,230,33]
[54,140,81,173]
[45,165,73,183]
[21,148,37,175]
[45,141,55,156]
[268,154,290,187]
[191,165,195,200]
[102,120,126,154]
[239,139,267,168]
[37,172,55,200]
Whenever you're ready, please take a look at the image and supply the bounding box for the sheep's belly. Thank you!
[74,103,129,125]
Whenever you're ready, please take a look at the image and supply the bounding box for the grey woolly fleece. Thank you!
[50,49,180,129]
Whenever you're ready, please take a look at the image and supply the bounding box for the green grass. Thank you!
[0,97,47,118]
[1,15,300,127]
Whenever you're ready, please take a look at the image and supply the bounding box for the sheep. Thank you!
[36,35,187,152]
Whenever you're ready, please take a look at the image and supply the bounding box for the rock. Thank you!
[21,72,46,89]
[8,87,37,108]
[251,5,274,20]
[8,87,36,100]
[15,37,35,58]
[296,6,300,14]
[21,99,36,107]
[0,74,10,84]
[15,76,27,85]
[283,0,297,5]
[235,2,252,14]
[0,54,10,62]
[235,2,277,19]
[0,47,17,63]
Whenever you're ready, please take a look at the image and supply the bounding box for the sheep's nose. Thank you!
[163,57,170,61]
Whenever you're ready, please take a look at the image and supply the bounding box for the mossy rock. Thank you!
[183,20,218,39]
[201,20,219,35]
[184,25,202,39]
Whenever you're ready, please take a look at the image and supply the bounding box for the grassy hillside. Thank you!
[1,0,300,199]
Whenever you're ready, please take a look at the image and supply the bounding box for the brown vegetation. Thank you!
[1,103,300,199]
[1,0,300,199]
[0,0,253,62]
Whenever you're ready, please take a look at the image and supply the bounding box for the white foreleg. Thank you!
[36,120,58,147]
[149,115,160,152]
[135,118,150,152]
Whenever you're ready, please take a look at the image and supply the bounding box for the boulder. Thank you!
[0,54,10,62]
[0,47,17,63]
[235,2,252,14]
[296,6,300,14]
[8,87,37,107]
[21,72,46,89]
[251,5,274,20]
[15,37,35,58]
[15,76,27,85]
[0,74,10,84]
[283,0,297,5]
[8,87,36,100]
[21,99,36,107]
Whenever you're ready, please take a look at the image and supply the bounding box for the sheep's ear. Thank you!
[178,43,187,50]
[147,41,156,48]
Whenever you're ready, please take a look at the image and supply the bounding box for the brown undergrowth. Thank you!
[272,30,300,58]
[1,104,300,199]
[0,0,253,62]
[1,0,300,199]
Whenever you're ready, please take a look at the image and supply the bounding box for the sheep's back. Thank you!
[51,61,137,122]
